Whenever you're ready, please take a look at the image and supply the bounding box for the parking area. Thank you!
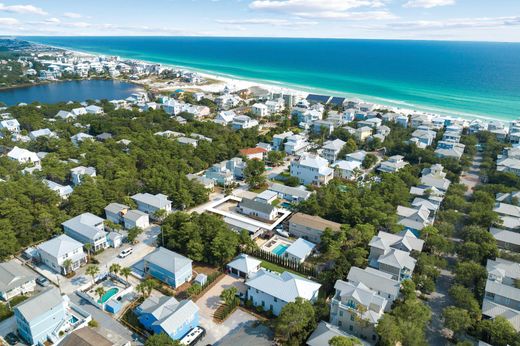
[195,274,255,344]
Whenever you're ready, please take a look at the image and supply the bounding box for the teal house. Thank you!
[143,247,192,288]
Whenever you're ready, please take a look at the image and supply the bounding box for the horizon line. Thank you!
[4,35,520,44]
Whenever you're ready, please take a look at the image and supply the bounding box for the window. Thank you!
[351,315,355,321]
[349,325,353,331]
[274,298,278,303]
[339,311,343,317]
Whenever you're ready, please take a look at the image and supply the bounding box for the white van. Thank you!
[180,327,206,345]
[118,247,133,258]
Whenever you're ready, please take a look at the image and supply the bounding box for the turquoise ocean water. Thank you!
[24,37,520,121]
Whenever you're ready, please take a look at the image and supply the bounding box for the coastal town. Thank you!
[0,38,520,346]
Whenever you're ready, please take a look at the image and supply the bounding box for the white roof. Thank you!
[227,254,261,274]
[285,238,316,260]
[334,280,386,323]
[7,146,39,162]
[246,269,321,303]
[347,266,400,298]
[322,139,346,151]
[132,193,171,209]
[378,248,416,271]
[37,234,84,258]
[332,160,361,171]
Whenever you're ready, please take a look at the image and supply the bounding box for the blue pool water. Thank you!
[272,244,289,256]
[69,316,79,324]
[24,36,520,121]
[98,287,119,304]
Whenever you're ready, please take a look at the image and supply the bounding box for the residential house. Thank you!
[59,327,114,346]
[214,110,236,125]
[239,147,267,161]
[490,227,520,252]
[85,105,103,114]
[266,98,285,114]
[289,212,342,244]
[313,120,335,136]
[43,179,73,199]
[70,166,96,186]
[411,129,436,147]
[70,132,94,146]
[15,288,66,345]
[272,131,293,151]
[346,150,367,163]
[176,137,198,147]
[482,258,520,331]
[232,115,259,130]
[104,203,130,224]
[62,213,108,252]
[215,93,241,110]
[378,155,408,173]
[186,174,215,190]
[322,139,346,163]
[55,110,75,120]
[36,235,87,275]
[396,115,409,127]
[329,280,386,344]
[7,147,41,166]
[29,128,57,141]
[284,134,310,155]
[245,269,321,316]
[237,198,279,222]
[420,164,451,191]
[435,141,465,160]
[396,205,432,234]
[284,238,316,263]
[346,266,400,310]
[131,193,172,219]
[204,162,234,186]
[268,183,312,203]
[251,103,269,117]
[134,295,199,340]
[368,231,423,281]
[410,114,432,128]
[143,247,192,288]
[0,118,20,133]
[0,261,36,301]
[254,190,278,205]
[307,321,368,346]
[332,160,362,180]
[355,126,372,141]
[123,209,150,230]
[290,154,334,186]
[227,254,262,278]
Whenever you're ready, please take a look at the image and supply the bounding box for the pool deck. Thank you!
[261,235,293,255]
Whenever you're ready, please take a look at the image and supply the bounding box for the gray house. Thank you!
[0,261,36,301]
[62,213,108,252]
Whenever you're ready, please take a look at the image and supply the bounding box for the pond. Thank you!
[0,79,143,106]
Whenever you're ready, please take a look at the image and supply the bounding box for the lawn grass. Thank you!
[0,295,30,322]
[260,261,300,276]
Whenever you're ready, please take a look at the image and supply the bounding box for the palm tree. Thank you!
[86,265,100,285]
[120,267,132,282]
[136,282,147,299]
[220,287,238,306]
[84,243,92,262]
[62,259,73,275]
[95,287,106,302]
[109,263,121,276]
[144,279,156,297]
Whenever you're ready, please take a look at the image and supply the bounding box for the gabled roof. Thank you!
[131,193,171,209]
[307,321,368,346]
[369,231,424,252]
[153,299,199,333]
[482,299,520,331]
[378,248,416,271]
[0,261,35,293]
[124,209,148,222]
[322,139,346,151]
[7,146,39,162]
[104,202,129,215]
[60,327,112,346]
[333,280,386,323]
[239,197,276,215]
[144,247,192,274]
[62,212,106,240]
[15,287,64,322]
[246,269,321,303]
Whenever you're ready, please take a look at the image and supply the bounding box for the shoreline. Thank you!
[18,40,516,124]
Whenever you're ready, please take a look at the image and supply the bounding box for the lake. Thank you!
[0,79,143,106]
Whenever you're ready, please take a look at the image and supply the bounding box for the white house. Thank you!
[332,160,362,180]
[284,134,310,155]
[0,261,36,301]
[214,110,236,125]
[227,254,261,278]
[70,166,96,186]
[232,115,259,130]
[55,110,75,120]
[284,238,316,263]
[290,154,334,186]
[36,235,87,275]
[346,266,400,310]
[378,155,408,173]
[0,119,20,133]
[7,147,41,166]
[71,107,87,117]
[70,132,94,146]
[321,139,346,163]
[251,103,269,117]
[85,105,103,114]
[29,128,57,141]
[237,198,278,221]
[62,213,108,252]
[123,209,150,230]
[245,269,321,316]
[43,180,73,199]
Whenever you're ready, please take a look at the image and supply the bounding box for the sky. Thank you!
[0,0,519,42]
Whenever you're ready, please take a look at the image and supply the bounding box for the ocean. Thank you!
[23,36,520,121]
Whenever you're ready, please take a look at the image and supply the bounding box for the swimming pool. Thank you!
[98,287,120,304]
[69,315,79,324]
[272,244,289,256]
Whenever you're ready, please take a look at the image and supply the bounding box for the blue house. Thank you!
[143,247,192,288]
[135,295,199,340]
[15,288,66,345]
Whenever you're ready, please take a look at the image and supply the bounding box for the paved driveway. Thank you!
[195,275,255,344]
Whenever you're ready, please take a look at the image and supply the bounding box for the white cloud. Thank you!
[389,16,520,30]
[216,18,318,26]
[249,0,393,21]
[0,17,19,25]
[0,3,47,15]
[63,12,82,18]
[403,0,455,9]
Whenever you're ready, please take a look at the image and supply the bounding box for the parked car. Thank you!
[118,247,133,258]
[180,327,206,345]
[36,276,49,287]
